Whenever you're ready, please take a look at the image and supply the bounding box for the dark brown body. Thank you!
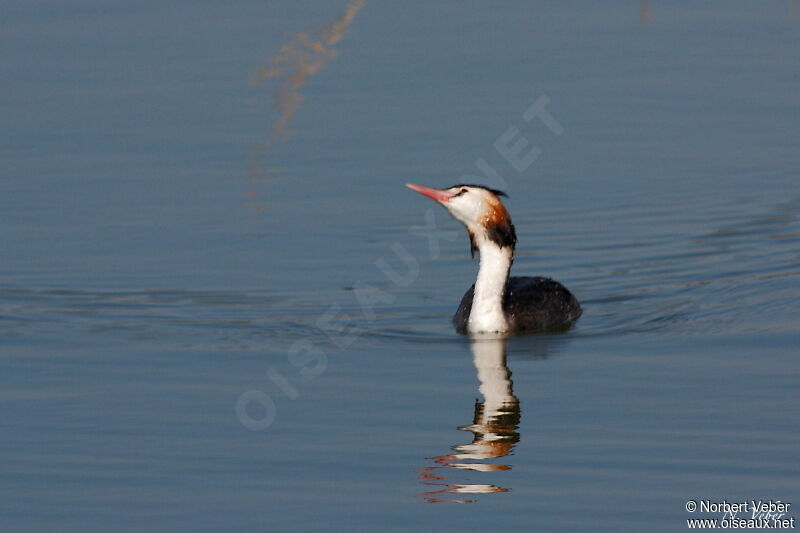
[453,276,582,334]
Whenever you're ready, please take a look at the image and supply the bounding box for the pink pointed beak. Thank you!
[405,183,454,203]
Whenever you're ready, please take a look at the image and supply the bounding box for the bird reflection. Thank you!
[419,338,520,503]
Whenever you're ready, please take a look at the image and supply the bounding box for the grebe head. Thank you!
[406,183,516,256]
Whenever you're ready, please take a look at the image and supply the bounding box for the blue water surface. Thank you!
[1,2,799,532]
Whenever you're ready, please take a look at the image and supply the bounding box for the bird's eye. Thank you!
[456,188,468,196]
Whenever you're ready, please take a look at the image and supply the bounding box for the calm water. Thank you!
[2,2,799,531]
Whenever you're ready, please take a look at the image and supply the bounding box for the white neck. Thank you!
[468,239,513,334]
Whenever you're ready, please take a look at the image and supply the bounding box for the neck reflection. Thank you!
[419,338,520,503]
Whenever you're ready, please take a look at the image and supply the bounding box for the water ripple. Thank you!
[1,195,798,348]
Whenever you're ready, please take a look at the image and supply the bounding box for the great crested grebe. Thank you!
[406,183,582,334]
